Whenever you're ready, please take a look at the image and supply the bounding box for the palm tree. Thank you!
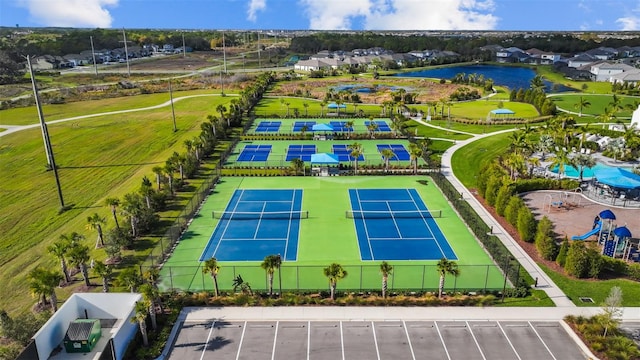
[290,158,304,175]
[139,283,159,330]
[121,192,143,239]
[408,143,423,174]
[92,261,113,293]
[203,257,221,297]
[151,166,164,191]
[379,261,393,299]
[169,151,185,182]
[67,243,91,287]
[104,197,120,229]
[530,75,545,92]
[606,138,626,162]
[205,114,219,138]
[261,255,282,296]
[597,106,616,129]
[576,123,591,152]
[574,154,596,182]
[366,121,379,139]
[47,237,71,283]
[574,96,591,117]
[285,102,291,118]
[436,258,460,298]
[348,142,363,174]
[380,148,395,172]
[303,102,309,117]
[216,104,228,127]
[28,267,63,312]
[320,100,327,117]
[131,300,150,346]
[345,120,355,139]
[537,134,555,161]
[503,152,526,180]
[548,148,575,179]
[117,268,141,293]
[323,263,347,300]
[86,213,106,248]
[139,176,154,209]
[232,274,253,295]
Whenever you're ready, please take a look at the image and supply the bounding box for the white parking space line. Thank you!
[271,321,279,360]
[402,320,416,360]
[371,321,381,360]
[200,321,215,360]
[466,321,487,360]
[497,322,522,360]
[434,321,452,360]
[528,321,557,360]
[235,321,247,360]
[340,321,346,360]
[307,321,311,360]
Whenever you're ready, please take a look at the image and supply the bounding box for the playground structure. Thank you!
[543,189,583,213]
[571,209,640,262]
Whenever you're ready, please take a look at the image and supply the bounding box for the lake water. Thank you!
[397,64,572,91]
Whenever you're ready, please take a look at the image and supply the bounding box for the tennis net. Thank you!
[212,210,309,220]
[345,210,442,219]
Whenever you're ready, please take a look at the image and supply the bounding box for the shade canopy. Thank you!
[327,103,347,109]
[594,167,640,189]
[490,109,515,115]
[613,226,632,238]
[599,209,616,220]
[312,123,334,131]
[310,153,339,164]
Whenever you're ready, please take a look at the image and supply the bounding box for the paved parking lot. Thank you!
[167,320,590,360]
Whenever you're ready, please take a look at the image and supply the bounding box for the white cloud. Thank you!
[616,16,639,30]
[299,0,498,30]
[247,0,267,22]
[18,0,117,27]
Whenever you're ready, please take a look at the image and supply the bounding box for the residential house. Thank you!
[567,53,598,68]
[294,59,335,71]
[609,69,640,86]
[586,47,618,60]
[589,61,637,81]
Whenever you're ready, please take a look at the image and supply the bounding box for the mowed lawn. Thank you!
[0,94,233,314]
[550,93,638,118]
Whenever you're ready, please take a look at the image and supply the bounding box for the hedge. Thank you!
[430,173,532,294]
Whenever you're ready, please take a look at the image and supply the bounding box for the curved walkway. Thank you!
[0,93,232,138]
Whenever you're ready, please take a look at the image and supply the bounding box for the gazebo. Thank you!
[487,108,515,121]
[310,153,340,176]
[593,167,640,205]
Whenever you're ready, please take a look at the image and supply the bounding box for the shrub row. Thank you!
[430,173,532,296]
[515,178,580,193]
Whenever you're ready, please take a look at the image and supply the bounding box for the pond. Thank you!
[396,64,573,92]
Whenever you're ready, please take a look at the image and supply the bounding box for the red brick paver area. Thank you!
[522,190,640,240]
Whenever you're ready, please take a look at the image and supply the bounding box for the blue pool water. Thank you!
[550,163,612,178]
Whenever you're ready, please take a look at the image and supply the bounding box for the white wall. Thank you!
[113,308,139,360]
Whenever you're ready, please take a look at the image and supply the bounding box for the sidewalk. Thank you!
[435,128,577,307]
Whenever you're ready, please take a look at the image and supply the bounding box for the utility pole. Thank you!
[26,55,66,210]
[90,35,98,76]
[121,28,131,76]
[257,32,261,69]
[182,33,186,58]
[169,79,177,132]
[222,32,227,73]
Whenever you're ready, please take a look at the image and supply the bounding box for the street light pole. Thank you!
[169,79,177,132]
[26,55,66,210]
[121,28,131,77]
[90,35,98,76]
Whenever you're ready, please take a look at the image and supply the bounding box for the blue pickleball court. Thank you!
[199,189,304,261]
[348,188,457,261]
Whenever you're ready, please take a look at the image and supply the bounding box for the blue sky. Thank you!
[1,0,639,31]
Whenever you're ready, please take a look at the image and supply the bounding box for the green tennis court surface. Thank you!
[158,176,505,293]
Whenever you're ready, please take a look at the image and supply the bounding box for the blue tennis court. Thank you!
[365,120,391,132]
[237,145,272,162]
[199,189,303,261]
[256,121,281,132]
[330,121,354,132]
[286,145,316,161]
[293,121,316,132]
[349,189,457,261]
[332,144,364,161]
[376,144,410,161]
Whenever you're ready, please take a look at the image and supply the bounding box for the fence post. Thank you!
[360,265,363,291]
[169,267,174,290]
[201,265,206,291]
[421,265,426,291]
[484,265,489,293]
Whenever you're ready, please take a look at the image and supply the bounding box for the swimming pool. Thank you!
[549,163,623,179]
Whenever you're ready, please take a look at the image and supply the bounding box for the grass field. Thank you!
[158,176,506,293]
[0,93,235,314]
[451,132,513,188]
[550,93,638,118]
[408,100,540,120]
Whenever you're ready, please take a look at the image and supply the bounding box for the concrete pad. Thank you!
[468,321,519,360]
[342,321,378,360]
[309,321,342,360]
[203,321,244,360]
[500,321,553,360]
[238,321,276,360]
[373,321,414,360]
[437,321,483,360]
[168,321,211,360]
[274,321,308,360]
[530,321,588,360]
[405,321,448,360]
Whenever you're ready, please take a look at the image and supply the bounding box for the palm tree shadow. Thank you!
[205,336,233,351]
